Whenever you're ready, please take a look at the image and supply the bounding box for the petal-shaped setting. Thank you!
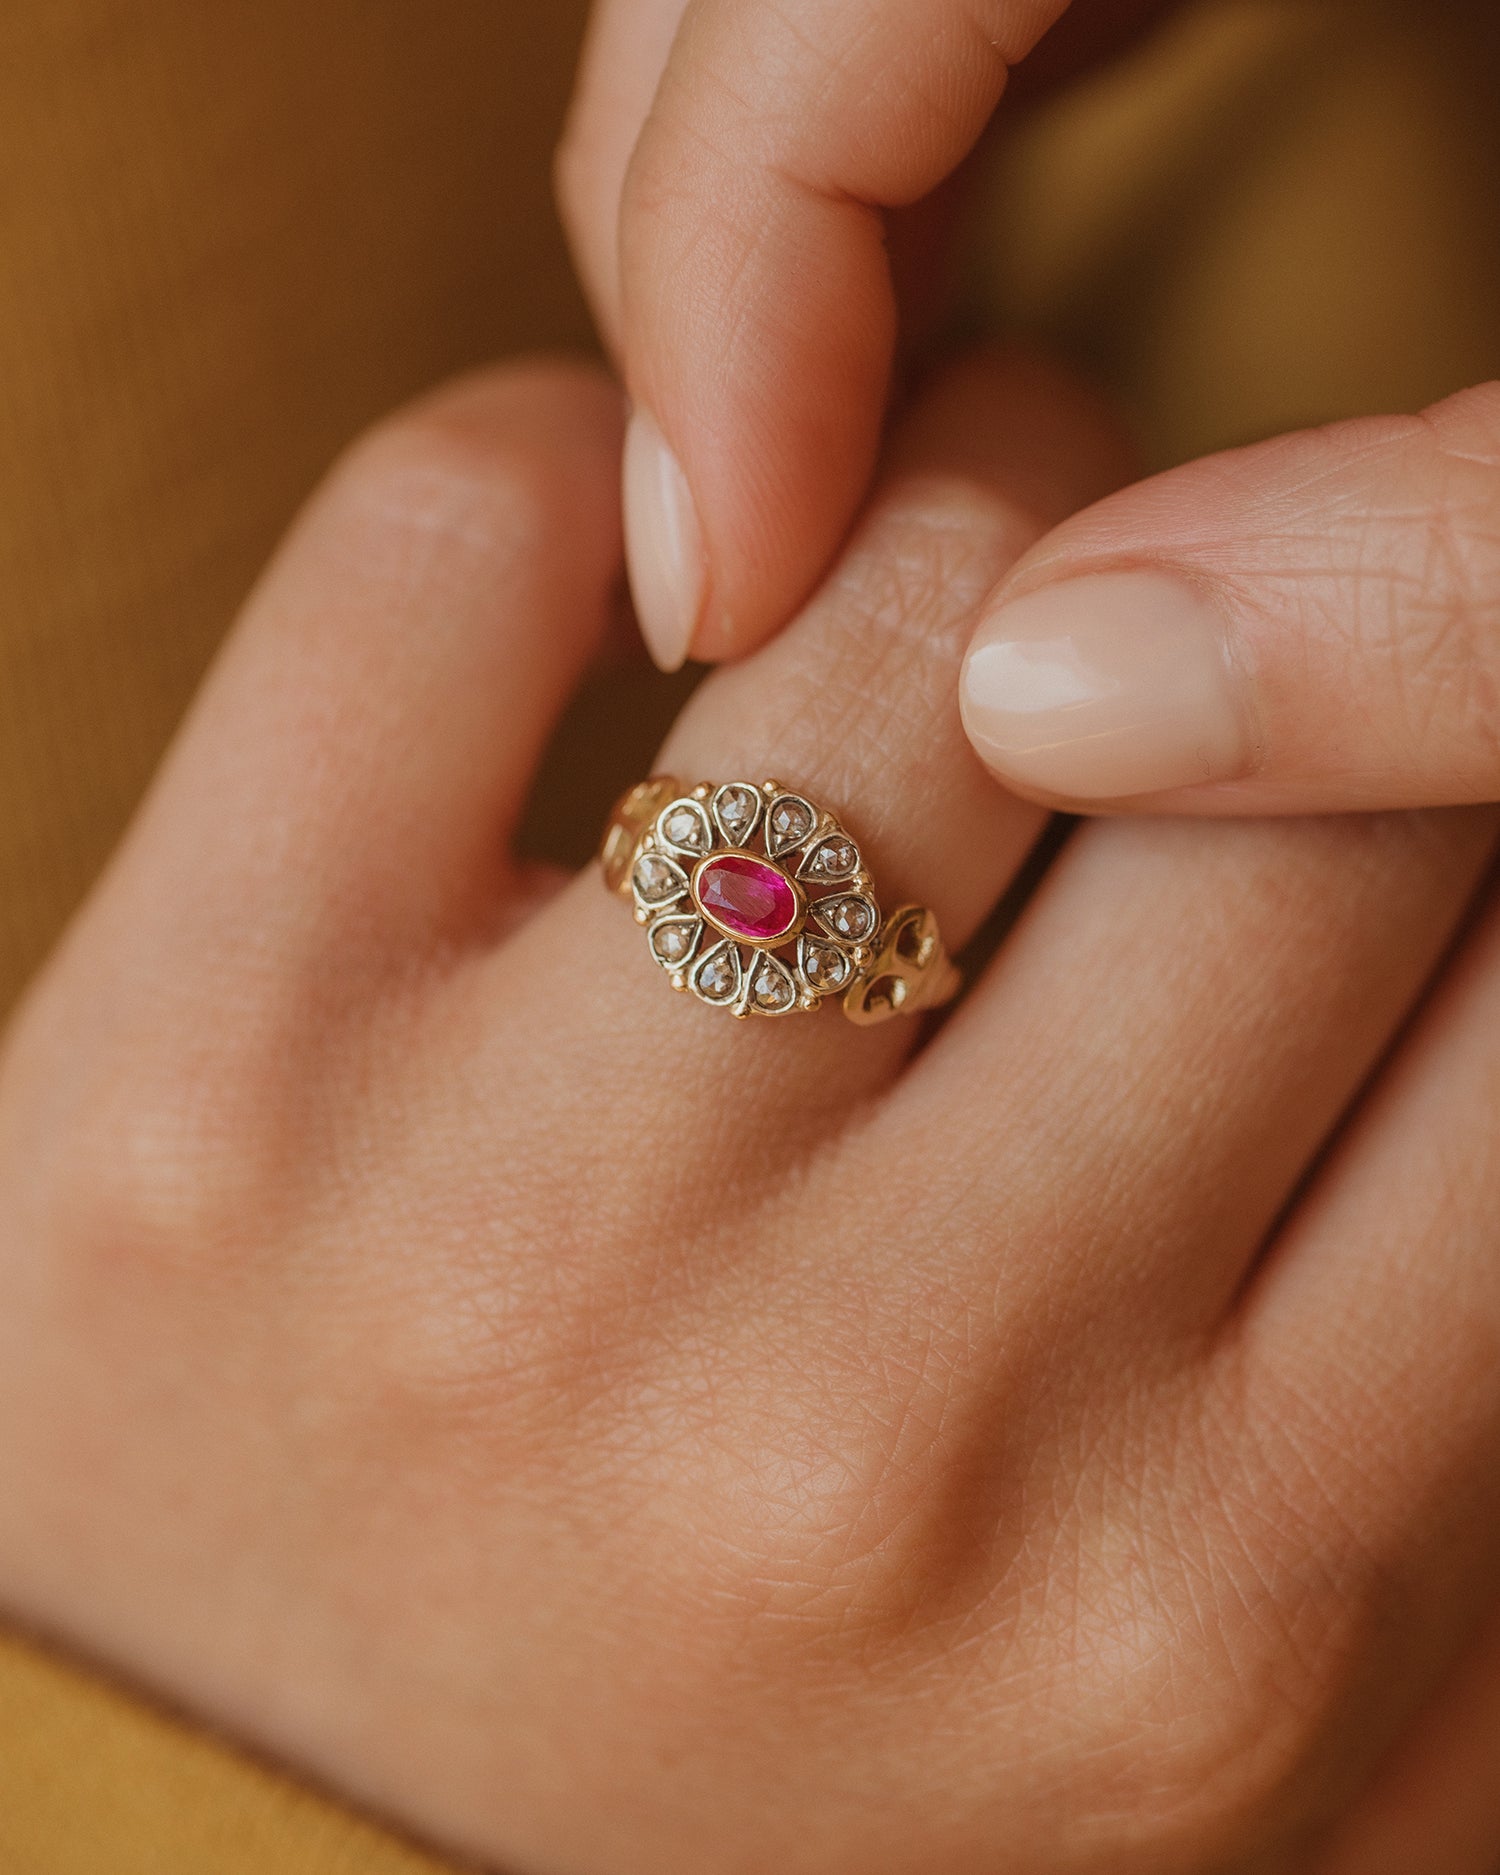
[691,939,744,1006]
[649,914,702,972]
[610,775,929,1020]
[797,833,859,883]
[711,781,763,847]
[746,951,798,1016]
[815,894,879,946]
[798,934,852,994]
[633,851,688,907]
[694,854,801,944]
[764,792,817,858]
[656,796,713,858]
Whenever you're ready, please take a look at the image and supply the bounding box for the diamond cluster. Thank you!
[629,780,880,1018]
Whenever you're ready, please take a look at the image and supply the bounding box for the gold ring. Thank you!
[600,777,960,1025]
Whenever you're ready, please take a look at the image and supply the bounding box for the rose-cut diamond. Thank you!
[634,853,686,903]
[650,916,700,966]
[658,799,712,855]
[765,794,815,857]
[800,835,857,881]
[693,942,742,1003]
[799,936,852,990]
[816,894,877,944]
[695,855,800,943]
[751,956,797,1012]
[712,783,762,845]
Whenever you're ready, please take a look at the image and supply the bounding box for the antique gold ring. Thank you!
[600,777,960,1025]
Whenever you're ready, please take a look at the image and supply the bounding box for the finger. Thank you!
[863,806,1497,1352]
[106,362,624,973]
[656,349,1132,941]
[489,347,1133,1176]
[557,0,1177,359]
[615,0,1077,672]
[554,0,690,354]
[960,382,1500,815]
[1222,877,1500,1817]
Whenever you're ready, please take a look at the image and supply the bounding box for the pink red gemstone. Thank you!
[695,855,799,943]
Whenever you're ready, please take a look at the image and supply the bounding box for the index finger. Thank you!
[610,0,1077,670]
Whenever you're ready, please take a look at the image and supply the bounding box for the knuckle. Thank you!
[773,479,1033,770]
[1419,402,1500,766]
[617,126,722,279]
[344,1136,680,1448]
[617,70,761,286]
[630,1271,1007,1653]
[803,488,1013,698]
[846,477,1037,644]
[327,361,614,579]
[12,963,329,1300]
[357,1202,627,1440]
[1055,1558,1351,1864]
[1020,1384,1382,1863]
[43,1050,281,1297]
[334,391,557,566]
[1364,392,1500,775]
[1244,393,1500,789]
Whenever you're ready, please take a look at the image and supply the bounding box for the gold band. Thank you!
[600,777,959,1025]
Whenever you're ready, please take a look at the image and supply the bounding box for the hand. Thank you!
[2,349,1500,1875]
[559,0,1500,830]
[958,380,1500,818]
[555,0,1174,670]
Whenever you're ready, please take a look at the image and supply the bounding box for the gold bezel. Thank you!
[690,852,807,950]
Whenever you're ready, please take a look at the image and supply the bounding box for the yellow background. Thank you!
[1,1,1498,1866]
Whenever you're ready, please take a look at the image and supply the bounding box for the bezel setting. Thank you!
[691,852,806,948]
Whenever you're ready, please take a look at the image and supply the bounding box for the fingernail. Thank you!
[960,569,1252,800]
[623,407,705,672]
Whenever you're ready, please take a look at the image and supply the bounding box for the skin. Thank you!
[555,0,1214,666]
[2,351,1500,1871]
[559,0,1500,813]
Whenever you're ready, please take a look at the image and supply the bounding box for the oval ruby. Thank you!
[695,855,799,943]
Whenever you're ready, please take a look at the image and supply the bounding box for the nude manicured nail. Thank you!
[960,570,1252,800]
[623,408,705,673]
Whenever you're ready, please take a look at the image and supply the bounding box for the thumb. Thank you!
[960,383,1500,813]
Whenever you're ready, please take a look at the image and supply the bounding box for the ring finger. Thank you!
[865,805,1498,1363]
[487,347,1135,1182]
